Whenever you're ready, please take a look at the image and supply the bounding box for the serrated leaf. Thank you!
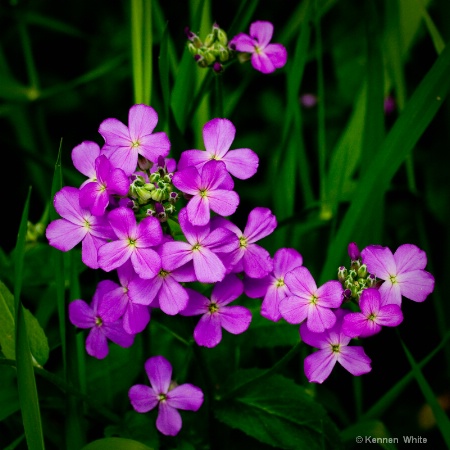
[214,373,342,450]
[81,437,154,450]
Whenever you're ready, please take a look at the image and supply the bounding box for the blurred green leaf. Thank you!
[23,307,49,367]
[215,373,342,450]
[81,437,154,450]
[0,280,15,360]
[0,364,20,421]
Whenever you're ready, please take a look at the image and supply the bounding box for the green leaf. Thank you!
[23,307,49,367]
[81,437,154,450]
[0,280,15,360]
[215,373,342,450]
[0,364,20,421]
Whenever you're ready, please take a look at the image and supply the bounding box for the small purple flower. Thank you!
[160,208,237,283]
[177,118,259,180]
[361,244,435,306]
[217,207,277,279]
[99,104,171,176]
[279,267,343,333]
[347,242,361,261]
[129,356,204,436]
[245,248,303,322]
[180,274,252,348]
[229,21,287,74]
[172,160,240,226]
[79,155,130,216]
[68,280,135,359]
[46,186,114,269]
[342,288,403,338]
[300,309,372,384]
[98,206,162,279]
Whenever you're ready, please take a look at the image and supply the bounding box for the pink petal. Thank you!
[397,269,435,302]
[167,384,203,411]
[201,160,234,190]
[108,207,137,239]
[69,300,95,328]
[193,247,226,283]
[261,284,288,322]
[244,207,277,243]
[79,182,109,216]
[123,303,150,334]
[177,149,210,171]
[394,244,428,273]
[129,384,158,413]
[212,274,243,305]
[85,328,109,359]
[98,117,130,147]
[299,322,330,349]
[128,104,158,142]
[376,304,403,327]
[81,233,104,269]
[279,294,309,324]
[157,277,189,315]
[194,313,223,348]
[145,356,172,393]
[304,349,338,384]
[160,241,193,271]
[71,141,100,179]
[53,186,84,224]
[242,244,273,278]
[108,145,139,176]
[222,148,259,179]
[186,195,211,226]
[358,288,381,316]
[138,131,171,162]
[179,288,210,316]
[306,305,336,333]
[264,43,288,69]
[207,189,239,217]
[156,402,182,436]
[229,33,256,53]
[337,346,372,376]
[219,306,252,334]
[103,321,135,348]
[249,21,274,48]
[202,118,235,158]
[342,313,381,338]
[285,266,317,296]
[46,219,86,251]
[172,166,202,195]
[273,248,303,278]
[251,53,276,74]
[136,216,163,247]
[361,245,396,280]
[379,281,402,306]
[131,248,161,279]
[98,240,133,272]
[316,280,343,309]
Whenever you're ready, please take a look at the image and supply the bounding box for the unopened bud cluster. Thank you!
[129,159,178,223]
[186,23,233,73]
[338,250,378,301]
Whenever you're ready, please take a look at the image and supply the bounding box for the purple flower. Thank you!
[172,160,239,226]
[177,118,259,180]
[160,208,236,283]
[129,355,204,436]
[46,186,114,269]
[361,244,435,306]
[347,242,361,261]
[180,274,252,348]
[217,207,277,279]
[98,206,162,279]
[98,104,171,176]
[79,155,130,216]
[229,21,287,74]
[245,248,303,322]
[279,267,343,333]
[68,280,135,359]
[300,309,372,384]
[342,288,403,338]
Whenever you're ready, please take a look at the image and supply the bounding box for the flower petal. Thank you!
[394,243,428,273]
[219,305,252,335]
[338,346,372,376]
[304,349,338,384]
[194,313,222,348]
[156,402,182,436]
[129,384,158,413]
[361,245,396,280]
[397,269,435,302]
[145,356,172,394]
[203,118,235,158]
[68,300,95,328]
[249,21,274,48]
[167,384,204,411]
[128,104,158,142]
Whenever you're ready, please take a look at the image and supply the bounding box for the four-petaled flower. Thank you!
[229,21,287,74]
[129,355,204,436]
[99,104,171,176]
[177,118,259,180]
[279,266,343,333]
[300,309,372,384]
[342,288,403,338]
[361,244,435,306]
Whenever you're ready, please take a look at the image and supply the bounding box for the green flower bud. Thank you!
[338,266,347,283]
[204,33,214,48]
[149,172,160,183]
[216,28,228,46]
[357,264,368,278]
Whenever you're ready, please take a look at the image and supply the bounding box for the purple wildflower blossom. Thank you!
[79,155,130,216]
[347,242,361,261]
[177,118,259,180]
[68,280,135,359]
[46,186,114,269]
[300,309,372,384]
[98,206,162,278]
[160,208,236,283]
[98,104,171,176]
[279,266,343,333]
[342,288,403,338]
[180,274,252,348]
[129,356,204,436]
[216,207,277,279]
[172,160,239,226]
[245,248,303,322]
[361,244,435,306]
[229,21,287,74]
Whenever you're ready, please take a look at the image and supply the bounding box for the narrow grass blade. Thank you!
[14,187,46,450]
[320,42,450,283]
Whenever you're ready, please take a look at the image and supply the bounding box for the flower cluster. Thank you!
[46,99,436,434]
[186,20,287,74]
